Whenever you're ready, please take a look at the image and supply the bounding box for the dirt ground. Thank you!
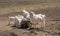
[0,7,60,36]
[0,0,60,36]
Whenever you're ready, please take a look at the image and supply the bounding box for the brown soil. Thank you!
[0,7,60,36]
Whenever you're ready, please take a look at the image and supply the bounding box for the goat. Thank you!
[30,12,46,28]
[22,9,30,20]
[15,15,30,27]
[8,14,30,27]
[14,15,24,27]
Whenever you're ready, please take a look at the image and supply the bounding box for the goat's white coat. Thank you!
[30,12,45,27]
[8,15,24,27]
[15,15,25,27]
[22,9,30,20]
[8,15,29,27]
[8,10,46,28]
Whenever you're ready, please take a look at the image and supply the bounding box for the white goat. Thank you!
[30,12,45,27]
[8,14,30,27]
[15,15,29,27]
[22,9,30,20]
[14,15,24,27]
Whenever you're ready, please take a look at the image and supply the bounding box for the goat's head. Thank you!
[42,15,45,18]
[31,12,34,14]
[41,15,45,21]
[29,12,34,17]
[30,12,35,15]
[22,9,29,13]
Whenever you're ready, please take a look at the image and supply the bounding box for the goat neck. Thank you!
[31,12,35,16]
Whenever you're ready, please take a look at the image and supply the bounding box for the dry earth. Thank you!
[0,0,60,36]
[0,7,60,36]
